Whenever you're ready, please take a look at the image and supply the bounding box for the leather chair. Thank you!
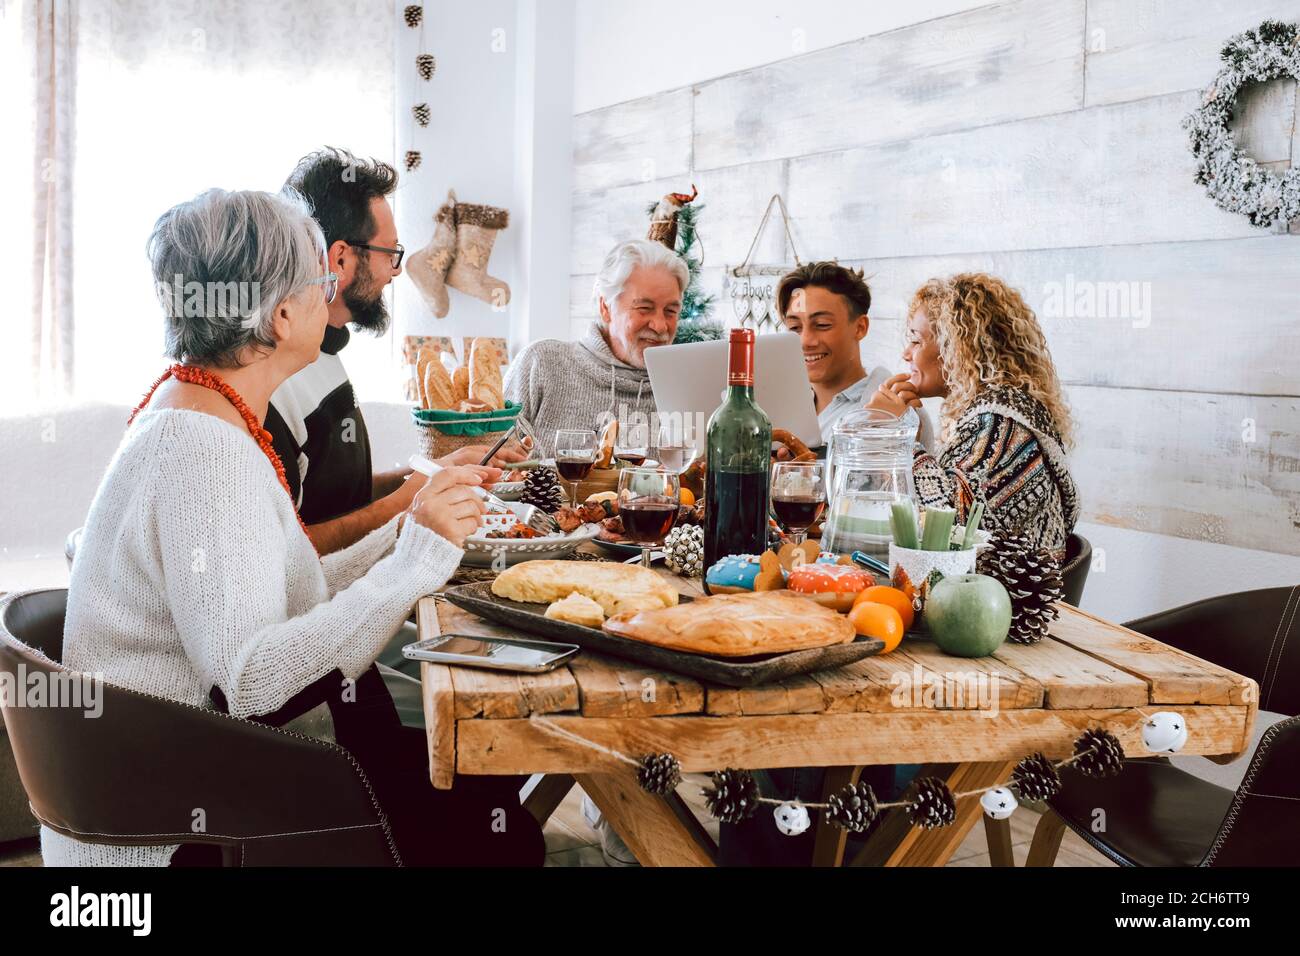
[1027,585,1300,866]
[1060,533,1091,608]
[0,588,401,865]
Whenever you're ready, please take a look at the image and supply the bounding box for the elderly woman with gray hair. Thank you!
[50,188,544,867]
[505,238,690,455]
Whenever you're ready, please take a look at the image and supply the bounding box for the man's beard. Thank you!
[343,255,390,334]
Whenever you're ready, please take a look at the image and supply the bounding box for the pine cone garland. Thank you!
[402,5,423,28]
[416,53,437,80]
[703,769,760,824]
[637,753,682,796]
[976,532,1063,644]
[663,525,704,577]
[404,150,422,172]
[825,780,879,833]
[1073,728,1125,779]
[904,776,956,829]
[1013,752,1063,802]
[520,468,566,514]
[413,103,431,127]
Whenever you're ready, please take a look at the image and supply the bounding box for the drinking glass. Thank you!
[554,428,597,508]
[771,460,826,546]
[652,419,702,474]
[614,422,650,467]
[617,467,680,568]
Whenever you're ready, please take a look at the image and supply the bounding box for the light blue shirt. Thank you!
[815,366,934,451]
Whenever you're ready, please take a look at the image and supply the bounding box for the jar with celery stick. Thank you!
[888,501,992,629]
[822,407,918,564]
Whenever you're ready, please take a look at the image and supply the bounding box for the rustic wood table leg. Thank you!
[421,660,456,790]
[1026,807,1067,867]
[576,769,717,867]
[983,815,1015,867]
[811,765,863,867]
[521,773,575,827]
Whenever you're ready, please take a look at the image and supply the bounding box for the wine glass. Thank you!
[554,428,597,508]
[614,422,650,467]
[618,467,680,568]
[653,419,702,474]
[771,460,827,547]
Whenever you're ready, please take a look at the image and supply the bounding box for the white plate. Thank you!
[489,480,527,501]
[461,522,601,567]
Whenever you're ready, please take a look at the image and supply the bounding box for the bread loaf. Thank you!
[422,356,457,410]
[452,364,470,404]
[469,338,504,409]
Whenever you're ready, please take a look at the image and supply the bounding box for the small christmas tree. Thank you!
[646,194,723,344]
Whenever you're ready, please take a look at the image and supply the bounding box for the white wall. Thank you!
[567,0,1300,621]
[572,0,993,113]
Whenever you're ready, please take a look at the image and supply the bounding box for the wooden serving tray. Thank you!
[440,582,885,687]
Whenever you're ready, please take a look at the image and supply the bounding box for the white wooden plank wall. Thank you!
[569,0,1300,555]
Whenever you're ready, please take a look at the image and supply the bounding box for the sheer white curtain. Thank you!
[2,0,398,412]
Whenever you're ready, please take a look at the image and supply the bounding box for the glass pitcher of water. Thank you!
[821,407,918,563]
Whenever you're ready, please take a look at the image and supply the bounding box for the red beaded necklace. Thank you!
[129,363,315,547]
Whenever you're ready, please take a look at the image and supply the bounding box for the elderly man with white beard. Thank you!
[504,238,688,456]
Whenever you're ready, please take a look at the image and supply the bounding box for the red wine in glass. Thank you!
[556,457,595,482]
[772,494,826,532]
[615,452,647,467]
[621,499,678,544]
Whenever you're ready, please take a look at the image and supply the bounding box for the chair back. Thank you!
[1060,533,1091,607]
[1202,716,1300,866]
[0,588,400,866]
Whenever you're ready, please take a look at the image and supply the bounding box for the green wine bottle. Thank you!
[703,328,773,591]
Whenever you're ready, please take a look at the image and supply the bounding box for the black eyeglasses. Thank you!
[347,240,404,269]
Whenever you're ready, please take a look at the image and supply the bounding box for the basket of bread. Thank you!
[411,338,516,459]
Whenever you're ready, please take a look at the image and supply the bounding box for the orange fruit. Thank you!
[853,585,915,631]
[678,488,696,507]
[847,602,905,653]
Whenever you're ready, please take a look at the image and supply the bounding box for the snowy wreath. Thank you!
[1182,19,1300,228]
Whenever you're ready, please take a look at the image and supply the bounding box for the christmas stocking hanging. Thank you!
[407,190,458,318]
[445,202,510,308]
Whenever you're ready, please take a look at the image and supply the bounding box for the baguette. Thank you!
[452,364,470,404]
[469,338,504,409]
[422,356,457,410]
[415,345,440,409]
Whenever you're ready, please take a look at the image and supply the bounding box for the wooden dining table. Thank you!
[417,557,1258,867]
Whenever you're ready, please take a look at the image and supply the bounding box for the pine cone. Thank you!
[976,532,1063,644]
[825,780,879,833]
[404,150,422,172]
[1013,752,1062,802]
[904,776,956,829]
[637,753,682,796]
[663,525,704,577]
[1073,728,1125,779]
[416,53,436,80]
[402,4,423,28]
[703,769,760,824]
[413,103,431,127]
[520,468,566,514]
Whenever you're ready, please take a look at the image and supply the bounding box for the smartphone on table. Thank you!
[403,634,578,673]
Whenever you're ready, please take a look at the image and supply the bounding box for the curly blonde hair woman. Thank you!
[869,273,1080,557]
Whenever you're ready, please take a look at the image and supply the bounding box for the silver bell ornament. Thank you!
[773,801,811,836]
[980,787,1018,821]
[1141,711,1188,753]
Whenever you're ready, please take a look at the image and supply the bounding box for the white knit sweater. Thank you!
[43,408,462,867]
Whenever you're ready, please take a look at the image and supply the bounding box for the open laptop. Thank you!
[644,333,823,449]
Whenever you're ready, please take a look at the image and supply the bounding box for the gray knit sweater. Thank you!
[504,322,658,455]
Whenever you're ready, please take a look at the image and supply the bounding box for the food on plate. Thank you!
[553,500,609,533]
[678,488,696,507]
[787,563,874,613]
[484,522,543,539]
[544,592,606,628]
[603,589,856,657]
[491,559,678,617]
[853,585,915,631]
[847,601,905,653]
[468,337,504,409]
[585,491,619,506]
[704,552,786,594]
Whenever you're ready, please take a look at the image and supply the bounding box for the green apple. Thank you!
[925,574,1011,657]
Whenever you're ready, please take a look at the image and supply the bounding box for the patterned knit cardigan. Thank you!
[912,386,1081,559]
